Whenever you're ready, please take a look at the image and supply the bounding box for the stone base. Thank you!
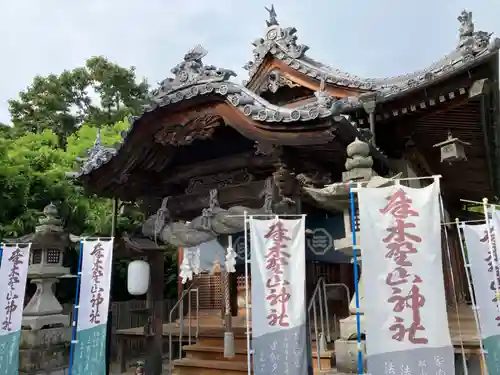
[20,326,71,348]
[19,327,71,374]
[334,338,367,374]
[22,314,70,331]
[339,314,365,340]
[19,344,70,374]
[19,366,69,375]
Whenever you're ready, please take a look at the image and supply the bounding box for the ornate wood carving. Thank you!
[154,114,222,146]
[185,168,254,194]
[273,164,298,202]
[295,158,333,188]
[272,148,300,207]
[247,59,366,98]
[168,180,267,218]
[160,152,276,185]
[257,69,300,94]
[254,141,278,156]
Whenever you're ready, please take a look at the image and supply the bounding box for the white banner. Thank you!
[358,182,454,374]
[72,238,114,375]
[462,219,500,375]
[77,239,114,331]
[0,243,31,375]
[250,216,309,375]
[463,222,500,336]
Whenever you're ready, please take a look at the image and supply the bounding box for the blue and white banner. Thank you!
[72,239,114,375]
[358,182,455,375]
[463,220,500,374]
[250,216,309,375]
[0,243,31,375]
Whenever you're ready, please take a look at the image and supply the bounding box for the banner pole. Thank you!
[439,197,468,375]
[243,212,251,375]
[349,186,364,375]
[455,219,487,373]
[68,240,84,375]
[482,199,500,303]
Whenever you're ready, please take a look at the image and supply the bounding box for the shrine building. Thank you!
[72,7,500,375]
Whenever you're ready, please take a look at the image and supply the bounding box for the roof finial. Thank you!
[456,9,494,54]
[458,10,474,42]
[265,4,278,27]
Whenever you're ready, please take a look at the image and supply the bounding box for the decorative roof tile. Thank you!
[244,7,500,99]
[73,47,354,178]
[72,9,500,179]
[71,127,118,178]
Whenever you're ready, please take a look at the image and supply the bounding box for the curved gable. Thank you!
[243,9,500,103]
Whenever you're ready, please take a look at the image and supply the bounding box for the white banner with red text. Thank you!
[71,238,114,375]
[0,243,31,375]
[250,216,309,375]
[463,219,500,375]
[358,182,454,375]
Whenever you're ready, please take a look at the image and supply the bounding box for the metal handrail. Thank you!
[168,282,199,373]
[308,277,326,370]
[308,279,352,371]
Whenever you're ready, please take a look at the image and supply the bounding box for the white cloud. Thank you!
[0,0,499,124]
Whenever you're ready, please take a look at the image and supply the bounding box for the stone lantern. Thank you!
[15,203,72,375]
[433,131,470,164]
[22,203,71,329]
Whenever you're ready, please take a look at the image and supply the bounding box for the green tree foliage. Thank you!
[8,56,150,142]
[2,57,178,302]
[0,119,154,302]
[0,119,137,238]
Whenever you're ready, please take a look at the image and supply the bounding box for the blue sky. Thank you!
[0,0,499,124]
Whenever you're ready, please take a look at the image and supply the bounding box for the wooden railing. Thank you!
[62,298,177,360]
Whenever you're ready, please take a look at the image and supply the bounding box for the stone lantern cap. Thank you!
[5,203,71,278]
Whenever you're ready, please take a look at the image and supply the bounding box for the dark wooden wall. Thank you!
[191,261,355,319]
[188,229,468,316]
[442,226,469,306]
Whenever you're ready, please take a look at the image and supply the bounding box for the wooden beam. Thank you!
[161,152,278,184]
[168,180,267,218]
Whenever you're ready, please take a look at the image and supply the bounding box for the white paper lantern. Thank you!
[127,260,150,295]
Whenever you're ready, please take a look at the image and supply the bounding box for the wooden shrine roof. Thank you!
[244,9,499,106]
[71,8,500,208]
[112,234,169,260]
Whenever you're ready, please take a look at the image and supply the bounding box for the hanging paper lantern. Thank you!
[127,260,150,295]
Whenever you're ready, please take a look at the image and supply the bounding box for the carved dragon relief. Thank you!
[154,114,223,147]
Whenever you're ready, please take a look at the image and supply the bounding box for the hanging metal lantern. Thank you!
[433,131,470,164]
